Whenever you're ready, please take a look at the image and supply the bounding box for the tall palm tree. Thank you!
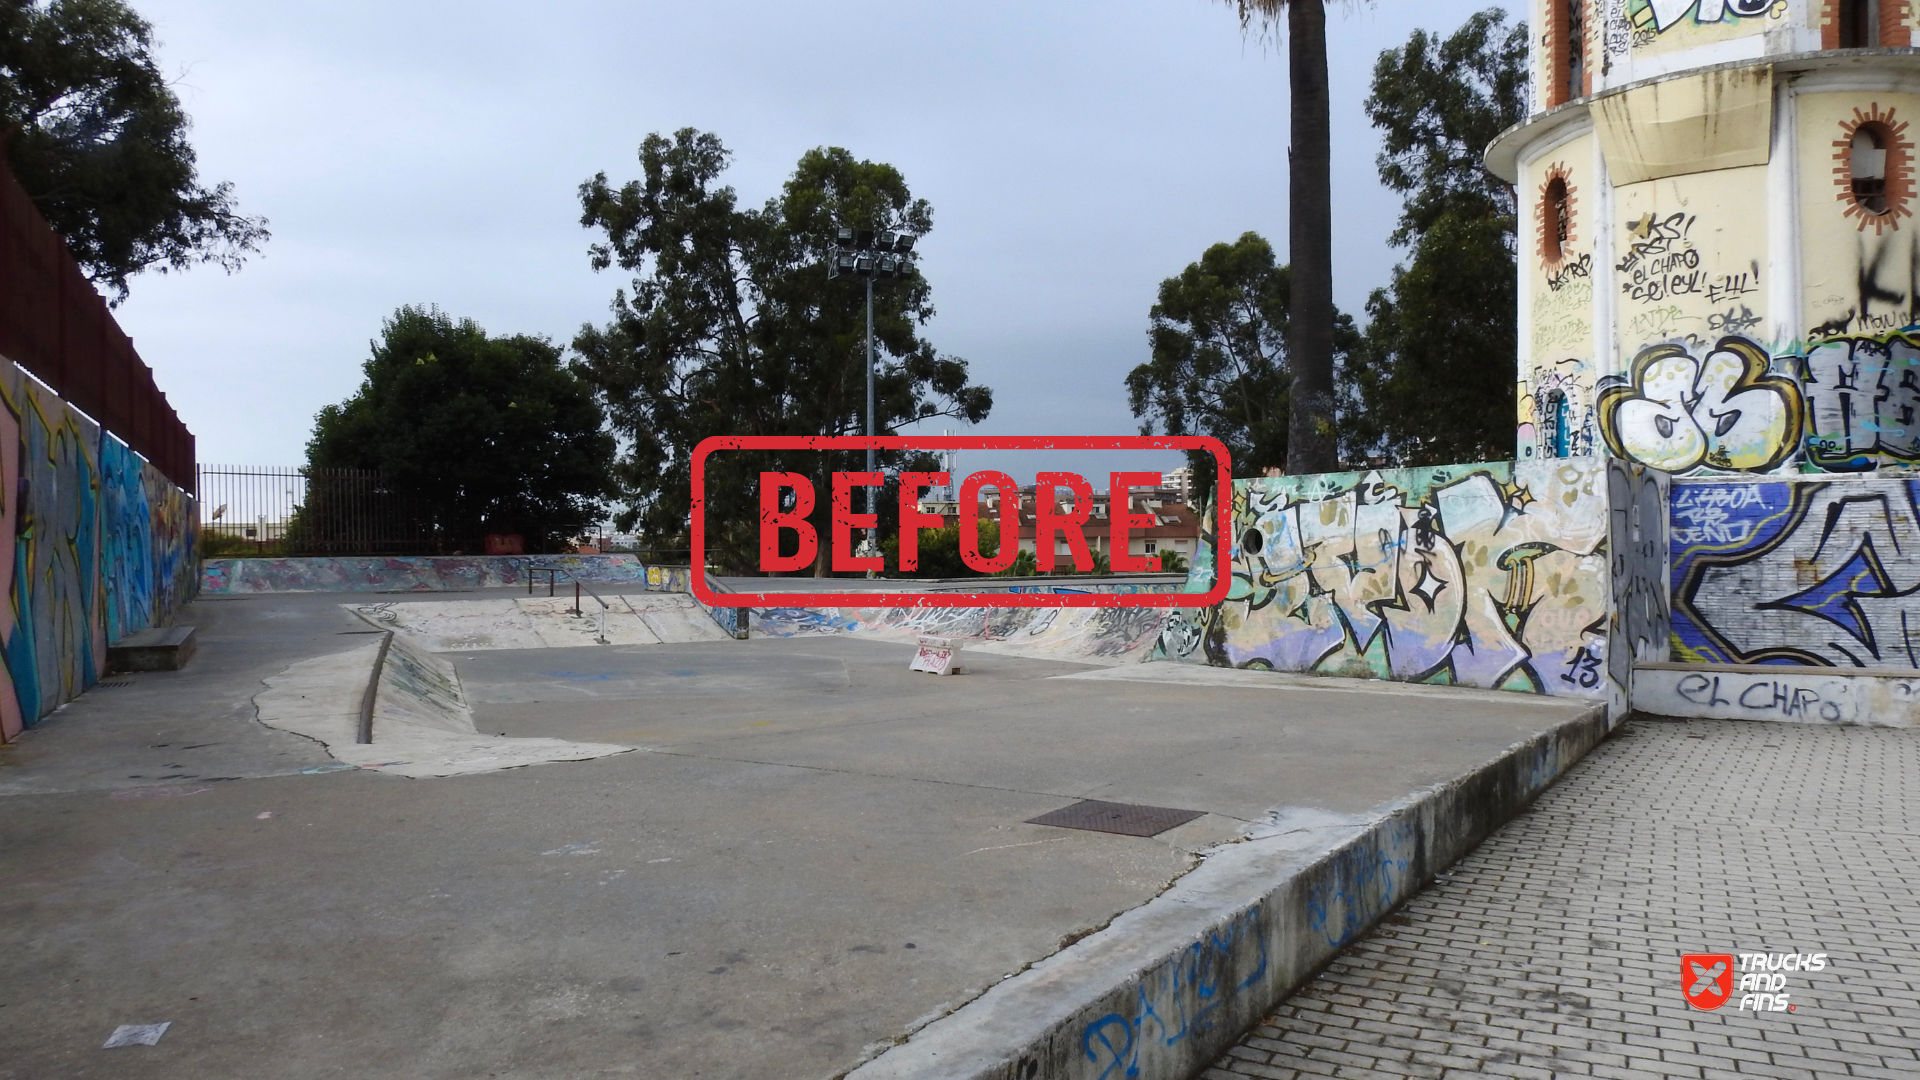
[1227,0,1338,475]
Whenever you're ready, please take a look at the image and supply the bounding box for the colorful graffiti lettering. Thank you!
[1671,477,1920,667]
[1801,331,1920,471]
[1628,0,1773,36]
[1596,337,1803,474]
[1156,458,1613,699]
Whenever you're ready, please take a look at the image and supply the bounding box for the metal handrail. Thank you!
[528,562,611,644]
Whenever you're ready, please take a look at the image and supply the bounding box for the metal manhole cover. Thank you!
[1025,800,1205,837]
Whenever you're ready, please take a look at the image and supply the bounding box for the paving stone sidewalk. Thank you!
[1204,718,1920,1080]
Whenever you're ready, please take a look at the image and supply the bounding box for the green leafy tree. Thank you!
[0,0,268,300]
[573,128,992,573]
[1126,232,1360,510]
[1000,548,1038,578]
[880,518,999,578]
[1157,549,1190,574]
[1225,1,1354,475]
[308,306,616,552]
[1347,8,1528,465]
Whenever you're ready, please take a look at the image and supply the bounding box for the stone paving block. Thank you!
[1200,721,1920,1080]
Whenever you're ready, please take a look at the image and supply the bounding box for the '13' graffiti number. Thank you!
[1560,646,1602,690]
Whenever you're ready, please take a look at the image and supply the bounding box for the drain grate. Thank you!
[1026,799,1206,838]
[95,680,135,689]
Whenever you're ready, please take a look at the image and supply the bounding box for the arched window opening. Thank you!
[1839,0,1879,49]
[1853,124,1890,214]
[1543,176,1570,263]
[1545,390,1570,459]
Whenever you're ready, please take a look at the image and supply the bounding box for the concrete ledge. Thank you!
[844,703,1611,1080]
[106,625,196,672]
[1634,662,1920,727]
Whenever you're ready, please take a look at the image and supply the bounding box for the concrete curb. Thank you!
[844,702,1612,1080]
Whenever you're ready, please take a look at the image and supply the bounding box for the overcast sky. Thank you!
[111,0,1521,489]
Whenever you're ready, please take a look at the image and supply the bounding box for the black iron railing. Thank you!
[198,465,448,556]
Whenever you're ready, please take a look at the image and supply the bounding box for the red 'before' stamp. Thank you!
[690,435,1230,609]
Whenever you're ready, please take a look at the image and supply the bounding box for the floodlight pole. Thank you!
[864,274,877,560]
[827,227,912,578]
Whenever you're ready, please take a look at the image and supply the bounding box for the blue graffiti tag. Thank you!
[1081,908,1268,1080]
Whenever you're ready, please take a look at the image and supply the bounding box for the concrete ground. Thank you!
[2,588,1593,1080]
[1202,718,1920,1080]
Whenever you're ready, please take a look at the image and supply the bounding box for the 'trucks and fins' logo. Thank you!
[1682,953,1735,1011]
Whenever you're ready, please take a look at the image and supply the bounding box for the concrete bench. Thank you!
[107,625,197,672]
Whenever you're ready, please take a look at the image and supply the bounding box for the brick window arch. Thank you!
[1835,105,1914,233]
[1538,164,1577,268]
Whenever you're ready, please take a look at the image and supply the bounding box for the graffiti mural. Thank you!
[0,356,199,740]
[102,436,153,643]
[1800,331,1920,470]
[100,435,199,646]
[1597,337,1804,474]
[0,363,104,731]
[146,459,197,622]
[1621,0,1778,55]
[1155,458,1613,699]
[1671,475,1920,666]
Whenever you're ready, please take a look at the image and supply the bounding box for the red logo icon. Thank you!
[1682,953,1735,1010]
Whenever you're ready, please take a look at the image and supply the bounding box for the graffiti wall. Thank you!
[0,357,198,740]
[101,435,198,646]
[1519,140,1601,462]
[751,603,1171,664]
[1154,458,1615,701]
[1670,474,1920,666]
[201,554,684,594]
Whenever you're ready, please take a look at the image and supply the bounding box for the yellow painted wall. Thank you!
[1797,91,1920,342]
[1612,166,1770,361]
[1599,165,1804,474]
[1520,135,1601,460]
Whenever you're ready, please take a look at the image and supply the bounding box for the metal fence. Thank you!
[198,465,439,555]
[0,158,196,494]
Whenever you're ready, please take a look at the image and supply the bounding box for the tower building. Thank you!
[1488,1,1920,475]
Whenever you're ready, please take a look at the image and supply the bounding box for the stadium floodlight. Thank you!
[822,225,922,572]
